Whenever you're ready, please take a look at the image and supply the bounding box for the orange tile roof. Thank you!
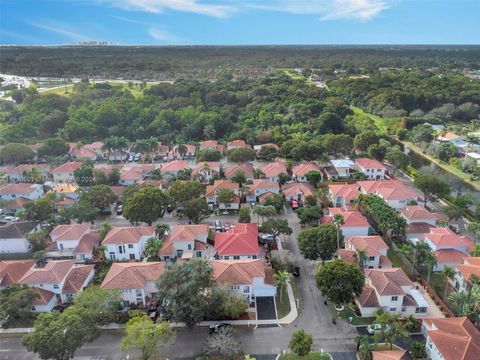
[212,259,269,285]
[365,268,412,296]
[339,249,359,264]
[206,179,239,197]
[214,223,259,256]
[19,260,75,285]
[329,183,360,200]
[424,317,480,360]
[62,265,94,294]
[70,146,97,159]
[372,350,410,360]
[101,262,165,290]
[192,161,221,175]
[0,183,40,195]
[325,208,370,228]
[401,205,443,222]
[247,179,279,194]
[358,285,380,307]
[355,157,386,169]
[282,182,315,198]
[161,160,189,173]
[456,257,480,282]
[52,161,82,174]
[224,163,254,178]
[358,180,421,201]
[434,249,468,265]
[0,260,35,287]
[227,139,250,148]
[33,288,56,305]
[292,162,320,177]
[73,231,100,255]
[347,236,389,257]
[50,224,90,242]
[260,161,287,177]
[102,226,155,245]
[199,140,218,149]
[425,228,474,250]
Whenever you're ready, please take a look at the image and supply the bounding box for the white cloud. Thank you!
[148,27,184,43]
[102,0,235,18]
[25,21,87,40]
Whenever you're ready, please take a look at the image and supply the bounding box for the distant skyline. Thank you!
[1,0,479,45]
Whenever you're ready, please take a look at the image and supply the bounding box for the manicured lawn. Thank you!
[279,352,332,360]
[421,271,448,301]
[387,248,404,268]
[327,303,375,326]
[275,285,291,319]
[40,84,74,95]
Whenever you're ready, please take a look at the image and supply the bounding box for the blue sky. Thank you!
[1,0,479,45]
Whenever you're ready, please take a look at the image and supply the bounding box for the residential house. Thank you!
[323,208,371,239]
[372,350,411,360]
[259,161,288,183]
[46,224,99,262]
[358,180,422,210]
[214,223,261,260]
[49,224,90,251]
[160,160,190,179]
[83,141,105,158]
[119,165,155,185]
[169,144,196,159]
[0,183,44,202]
[466,152,480,167]
[107,150,128,162]
[192,161,221,183]
[400,205,444,226]
[69,145,97,161]
[206,180,240,210]
[245,179,280,203]
[436,132,465,145]
[1,164,50,182]
[52,162,82,183]
[354,158,387,180]
[291,162,321,182]
[224,163,254,180]
[31,288,58,312]
[454,257,480,292]
[422,317,480,360]
[0,260,36,289]
[327,159,355,180]
[357,268,429,317]
[212,260,276,303]
[282,182,316,203]
[101,262,165,307]
[199,140,218,150]
[328,183,360,208]
[158,224,212,260]
[102,226,155,261]
[345,236,391,269]
[0,221,41,254]
[405,223,436,242]
[227,139,251,150]
[420,228,474,271]
[19,260,94,307]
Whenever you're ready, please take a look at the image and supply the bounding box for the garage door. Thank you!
[256,296,277,320]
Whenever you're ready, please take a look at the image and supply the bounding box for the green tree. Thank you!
[227,148,256,162]
[24,197,55,221]
[230,170,247,185]
[257,146,278,161]
[81,184,117,212]
[26,229,50,252]
[39,137,69,157]
[0,285,39,328]
[22,307,99,360]
[184,198,211,224]
[0,143,34,164]
[65,200,99,224]
[385,145,409,174]
[274,270,289,304]
[354,133,380,152]
[99,220,112,241]
[315,259,364,305]
[356,335,374,360]
[74,162,95,187]
[238,207,251,223]
[414,175,451,202]
[444,204,464,221]
[253,168,266,179]
[304,194,317,207]
[252,205,276,224]
[121,316,174,360]
[260,219,292,242]
[155,224,170,238]
[216,188,236,205]
[448,284,480,328]
[167,180,204,207]
[205,287,249,320]
[305,170,322,186]
[196,149,222,162]
[374,310,408,350]
[467,222,480,244]
[442,266,455,301]
[262,193,285,212]
[295,205,323,226]
[144,236,163,259]
[124,186,169,225]
[74,285,121,325]
[333,213,345,257]
[410,341,426,359]
[288,329,313,357]
[298,224,339,262]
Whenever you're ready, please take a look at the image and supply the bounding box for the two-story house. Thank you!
[205,180,240,210]
[282,182,316,203]
[245,179,280,203]
[192,162,221,183]
[214,223,261,260]
[291,163,321,182]
[0,221,41,254]
[0,183,44,202]
[212,259,276,304]
[259,162,288,183]
[119,165,155,185]
[422,317,480,360]
[160,160,190,180]
[101,262,165,307]
[102,226,155,261]
[345,236,392,269]
[52,162,82,183]
[322,208,371,239]
[400,205,443,226]
[169,144,196,159]
[46,224,99,262]
[454,257,480,293]
[328,183,360,208]
[358,180,422,210]
[328,159,355,180]
[158,224,212,260]
[227,139,251,150]
[0,260,36,290]
[2,164,50,182]
[354,158,387,180]
[224,163,254,181]
[357,268,429,317]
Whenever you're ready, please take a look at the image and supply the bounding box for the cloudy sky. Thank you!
[1,0,479,45]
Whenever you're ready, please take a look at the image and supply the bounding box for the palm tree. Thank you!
[355,335,373,360]
[442,265,455,301]
[470,244,480,257]
[155,224,170,238]
[253,168,265,179]
[426,254,437,282]
[448,284,480,327]
[467,222,480,244]
[177,144,187,159]
[273,270,289,304]
[333,214,344,257]
[357,249,368,268]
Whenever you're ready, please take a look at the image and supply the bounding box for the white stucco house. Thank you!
[102,226,155,261]
[354,158,387,180]
[0,183,44,202]
[245,179,280,203]
[214,223,261,260]
[158,224,213,260]
[0,221,41,254]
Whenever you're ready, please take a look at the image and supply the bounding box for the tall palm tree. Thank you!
[355,335,373,360]
[426,254,437,282]
[155,224,170,238]
[333,214,345,257]
[253,168,266,179]
[470,244,480,257]
[442,266,456,301]
[467,222,480,245]
[357,249,368,268]
[177,144,187,159]
[273,270,289,304]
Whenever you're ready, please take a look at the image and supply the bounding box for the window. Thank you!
[59,243,64,250]
[80,254,86,261]
[187,244,192,250]
[128,244,134,249]
[416,307,427,314]
[224,256,230,260]
[377,169,382,172]
[369,256,375,261]
[391,296,398,301]
[234,256,240,260]
[118,246,123,254]
[129,254,136,260]
[196,251,202,258]
[31,306,36,311]
[109,253,116,260]
[401,307,407,312]
[252,255,257,259]
[243,286,249,293]
[389,307,396,312]
[53,284,59,290]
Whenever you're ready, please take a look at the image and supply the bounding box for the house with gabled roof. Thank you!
[214,223,261,260]
[169,144,196,160]
[160,160,190,179]
[245,179,280,203]
[205,179,240,210]
[323,207,371,239]
[70,145,97,161]
[355,158,387,180]
[422,317,480,360]
[46,224,99,262]
[454,257,480,293]
[192,161,221,183]
[400,205,444,226]
[291,162,321,182]
[212,259,276,303]
[102,226,155,261]
[101,262,165,307]
[158,224,212,260]
[52,161,82,183]
[0,221,41,254]
[356,268,429,317]
[282,182,315,203]
[346,236,391,269]
[358,180,422,210]
[0,260,36,290]
[0,183,44,202]
[328,159,355,179]
[224,163,254,180]
[259,161,288,183]
[328,183,360,208]
[227,139,251,150]
[372,350,411,360]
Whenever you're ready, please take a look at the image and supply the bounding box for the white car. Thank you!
[128,155,134,162]
[367,323,390,335]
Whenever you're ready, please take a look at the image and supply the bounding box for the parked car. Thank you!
[291,200,299,210]
[224,222,231,231]
[166,204,174,213]
[208,323,231,335]
[292,266,300,277]
[134,154,140,162]
[367,323,390,335]
[116,205,123,215]
[215,220,223,232]
[261,233,274,241]
[128,155,134,162]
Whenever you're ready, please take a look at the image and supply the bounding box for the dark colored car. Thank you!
[208,322,230,334]
[292,266,300,277]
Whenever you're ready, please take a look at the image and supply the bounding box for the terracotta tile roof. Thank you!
[212,259,269,285]
[406,222,435,235]
[358,285,379,307]
[425,228,474,251]
[358,180,421,201]
[329,183,360,200]
[0,183,41,195]
[292,162,320,177]
[227,139,250,148]
[282,182,315,198]
[0,260,35,287]
[365,268,413,296]
[339,249,359,264]
[258,192,278,203]
[434,249,467,265]
[102,226,155,245]
[224,163,254,179]
[401,205,443,223]
[355,157,386,169]
[62,265,94,294]
[199,140,218,149]
[379,255,392,267]
[438,132,463,141]
[0,221,39,238]
[19,260,75,285]
[402,294,418,307]
[247,179,279,194]
[74,231,100,255]
[256,143,279,151]
[170,144,196,156]
[372,350,410,360]
[456,257,480,282]
[260,161,287,178]
[206,180,239,197]
[33,288,56,306]
[325,208,370,228]
[101,262,165,290]
[347,236,389,257]
[424,317,480,360]
[120,165,155,181]
[165,224,209,243]
[52,161,82,174]
[84,141,104,150]
[214,223,259,256]
[70,147,96,159]
[192,162,221,176]
[50,224,90,242]
[161,160,189,173]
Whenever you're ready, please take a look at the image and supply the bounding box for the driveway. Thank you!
[256,296,277,320]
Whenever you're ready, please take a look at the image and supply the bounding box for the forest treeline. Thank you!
[1,45,479,79]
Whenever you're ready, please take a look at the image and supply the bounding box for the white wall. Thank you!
[0,238,30,253]
[31,295,57,313]
[341,226,370,239]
